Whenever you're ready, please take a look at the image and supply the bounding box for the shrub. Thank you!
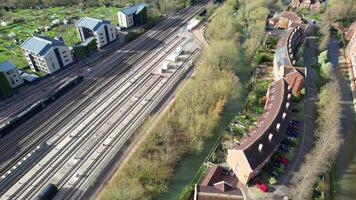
[268,176,277,185]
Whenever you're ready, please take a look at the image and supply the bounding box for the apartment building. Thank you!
[76,17,117,49]
[227,79,292,184]
[273,26,305,79]
[0,60,24,88]
[118,3,148,28]
[21,35,73,74]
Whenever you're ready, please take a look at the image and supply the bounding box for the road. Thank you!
[328,35,356,200]
[0,4,205,199]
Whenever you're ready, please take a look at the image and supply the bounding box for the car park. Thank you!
[255,181,268,192]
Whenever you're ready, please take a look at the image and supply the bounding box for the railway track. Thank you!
[0,4,203,176]
[6,37,182,199]
[0,4,205,199]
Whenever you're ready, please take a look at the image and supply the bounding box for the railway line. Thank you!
[0,3,205,199]
[5,37,183,199]
[0,4,203,176]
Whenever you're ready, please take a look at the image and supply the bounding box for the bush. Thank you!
[268,176,277,185]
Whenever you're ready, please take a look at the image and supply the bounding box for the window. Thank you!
[65,59,69,62]
[268,133,273,141]
[258,144,263,152]
[62,51,66,54]
[64,55,67,58]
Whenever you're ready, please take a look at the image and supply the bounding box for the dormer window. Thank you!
[268,133,273,141]
[282,112,287,120]
[258,144,263,152]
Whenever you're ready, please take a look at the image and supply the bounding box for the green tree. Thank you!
[0,72,12,97]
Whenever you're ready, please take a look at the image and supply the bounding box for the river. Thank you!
[329,36,356,200]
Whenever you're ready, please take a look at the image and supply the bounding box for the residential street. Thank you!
[329,35,356,200]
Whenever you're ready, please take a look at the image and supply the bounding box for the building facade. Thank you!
[21,35,73,74]
[118,3,148,28]
[76,17,117,49]
[0,60,24,88]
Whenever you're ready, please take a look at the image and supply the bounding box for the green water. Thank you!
[158,57,251,200]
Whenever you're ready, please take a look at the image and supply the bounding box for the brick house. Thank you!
[227,79,293,184]
[194,165,244,200]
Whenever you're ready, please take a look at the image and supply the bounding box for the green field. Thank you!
[0,6,120,69]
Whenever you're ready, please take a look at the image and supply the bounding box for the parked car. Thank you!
[276,155,289,165]
[290,119,300,124]
[288,123,299,130]
[279,144,290,153]
[287,130,299,138]
[255,181,268,192]
[266,168,279,177]
[292,108,300,113]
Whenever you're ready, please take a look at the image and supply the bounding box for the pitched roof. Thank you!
[280,11,302,23]
[233,79,291,170]
[0,60,16,72]
[197,165,243,200]
[21,35,65,55]
[120,3,148,15]
[75,17,110,32]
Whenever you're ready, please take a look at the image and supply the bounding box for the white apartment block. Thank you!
[118,3,148,29]
[76,17,117,49]
[118,11,134,28]
[21,35,73,74]
[0,60,24,88]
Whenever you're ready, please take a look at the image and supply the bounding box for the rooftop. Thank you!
[280,11,303,23]
[0,60,16,72]
[120,3,148,15]
[233,79,291,169]
[197,165,243,200]
[75,17,110,32]
[21,35,65,56]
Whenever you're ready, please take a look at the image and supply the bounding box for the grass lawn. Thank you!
[0,5,120,69]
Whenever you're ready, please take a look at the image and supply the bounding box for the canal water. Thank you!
[329,36,356,200]
[157,55,251,200]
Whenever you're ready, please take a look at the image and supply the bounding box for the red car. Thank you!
[255,181,268,192]
[276,155,289,165]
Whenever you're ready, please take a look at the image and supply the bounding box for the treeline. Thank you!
[0,0,195,12]
[235,0,282,60]
[291,80,342,199]
[319,0,356,49]
[98,0,282,199]
[98,0,241,199]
